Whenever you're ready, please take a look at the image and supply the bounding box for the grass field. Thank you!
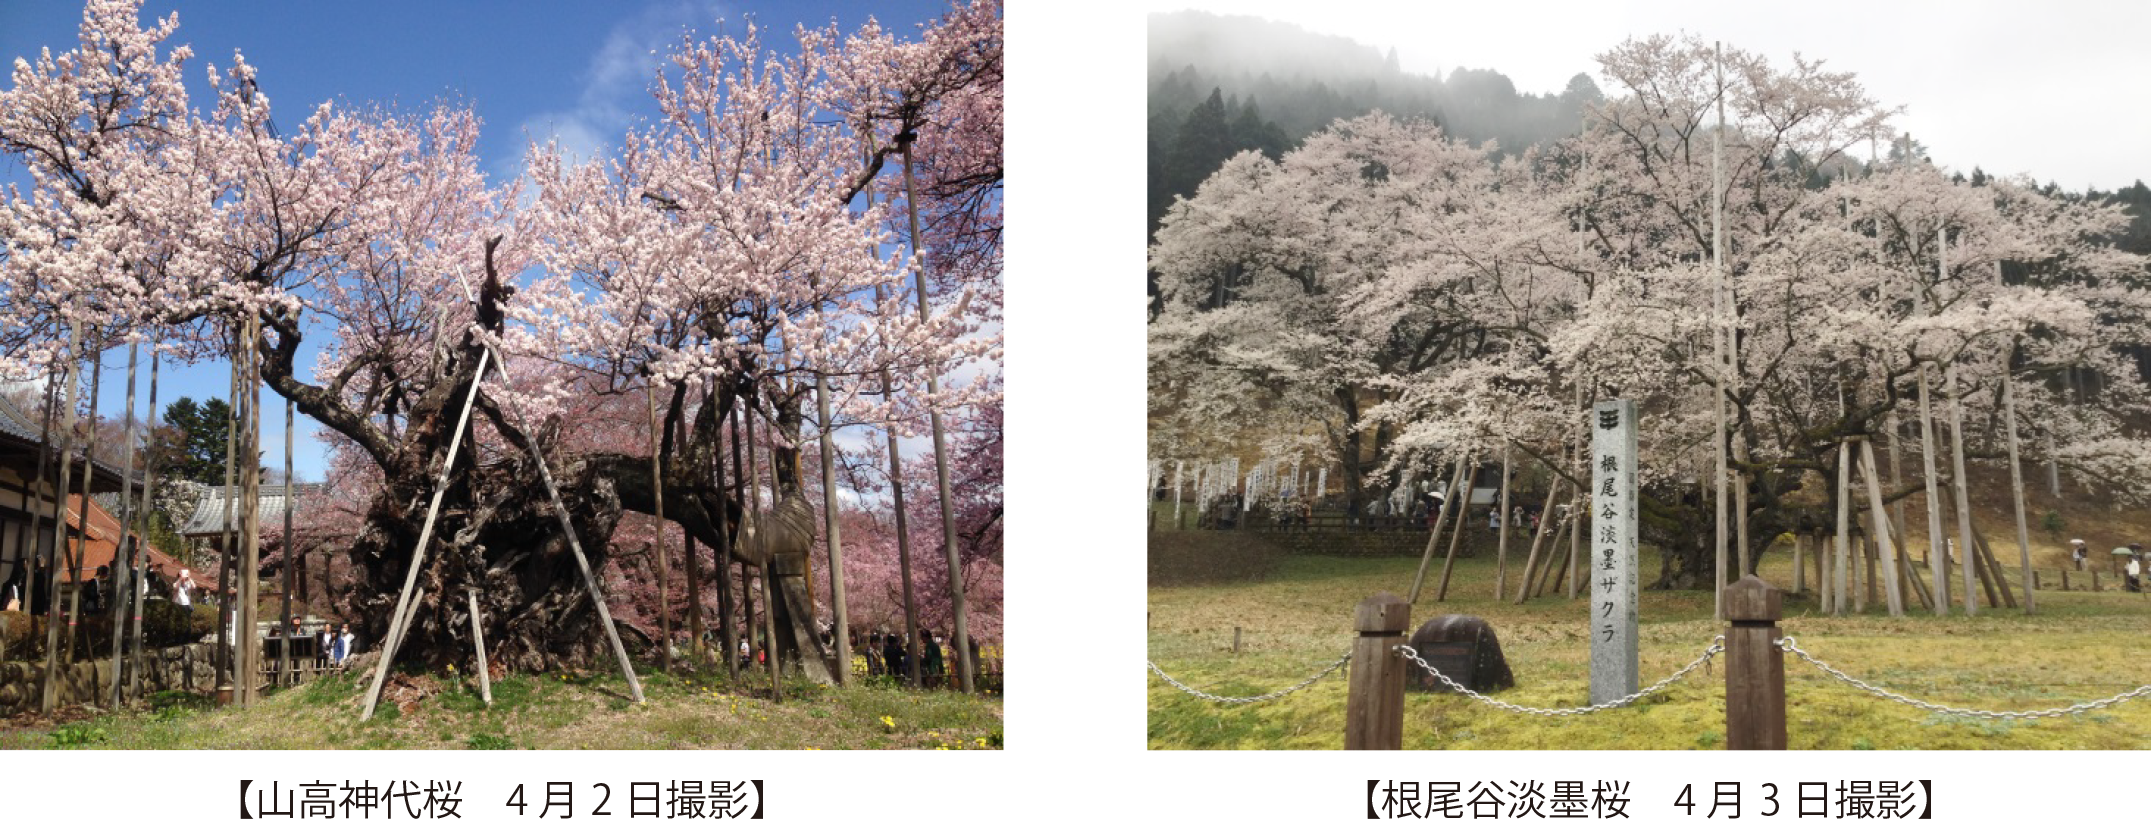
[1148,545,2151,750]
[2,664,1002,750]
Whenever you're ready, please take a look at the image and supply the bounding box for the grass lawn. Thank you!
[2,663,1002,750]
[1148,547,2151,750]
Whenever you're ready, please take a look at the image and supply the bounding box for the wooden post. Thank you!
[1723,575,1786,750]
[466,589,491,707]
[2061,571,2070,591]
[1344,592,1409,750]
[2092,571,2101,592]
[1231,626,1242,654]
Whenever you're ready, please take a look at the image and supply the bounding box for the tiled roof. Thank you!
[59,493,215,591]
[178,482,324,537]
[0,391,133,490]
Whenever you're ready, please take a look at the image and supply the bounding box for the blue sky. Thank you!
[0,0,959,482]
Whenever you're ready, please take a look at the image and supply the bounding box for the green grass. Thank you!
[3,662,1002,750]
[1149,549,2151,749]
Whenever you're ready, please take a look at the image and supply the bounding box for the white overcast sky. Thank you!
[1149,0,2151,193]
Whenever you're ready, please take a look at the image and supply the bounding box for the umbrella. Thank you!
[2113,547,2137,555]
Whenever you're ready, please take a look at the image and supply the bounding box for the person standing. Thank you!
[174,569,195,612]
[883,635,908,684]
[867,632,887,677]
[336,624,355,666]
[2126,554,2143,593]
[920,628,945,688]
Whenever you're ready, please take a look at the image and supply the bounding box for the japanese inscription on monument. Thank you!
[1589,398,1639,704]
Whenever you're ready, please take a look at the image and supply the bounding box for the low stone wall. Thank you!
[0,643,218,715]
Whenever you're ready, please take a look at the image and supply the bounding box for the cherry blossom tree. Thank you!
[2,0,1002,674]
[1149,33,2151,591]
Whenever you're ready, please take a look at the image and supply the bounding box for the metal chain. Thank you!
[1395,636,1724,716]
[1147,653,1352,704]
[1777,636,2151,720]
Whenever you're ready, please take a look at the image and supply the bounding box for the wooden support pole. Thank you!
[1513,479,1564,604]
[1344,592,1409,750]
[1969,525,2016,609]
[1494,445,1513,600]
[1433,459,1480,603]
[1723,576,1786,750]
[899,138,974,694]
[1792,531,1806,596]
[1833,440,1852,615]
[240,317,263,705]
[761,561,781,700]
[2002,371,2036,614]
[646,385,673,673]
[1945,364,1979,615]
[1567,477,1583,599]
[672,394,701,663]
[814,369,851,685]
[38,325,81,714]
[1522,485,1574,593]
[108,340,141,707]
[129,345,161,700]
[1857,440,1905,616]
[1917,364,1949,615]
[214,327,238,697]
[467,588,491,707]
[361,348,492,721]
[1879,513,1935,611]
[711,375,737,675]
[491,359,646,704]
[1406,457,1467,604]
[279,367,295,689]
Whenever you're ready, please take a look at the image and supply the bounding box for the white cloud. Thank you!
[512,0,728,171]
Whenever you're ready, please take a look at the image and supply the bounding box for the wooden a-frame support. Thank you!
[362,261,645,719]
